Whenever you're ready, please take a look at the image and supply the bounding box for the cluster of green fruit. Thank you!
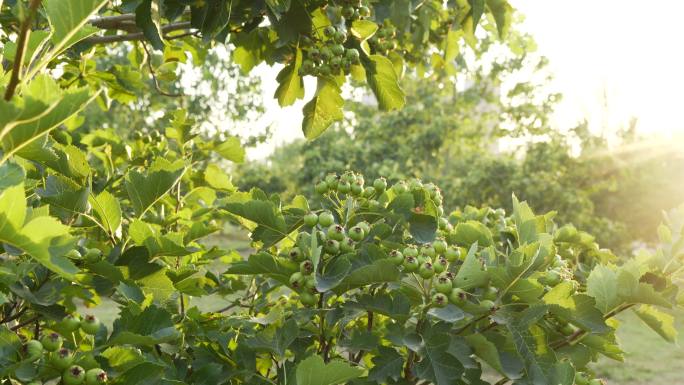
[132,129,164,145]
[300,25,360,77]
[19,315,107,385]
[326,0,372,23]
[368,19,398,55]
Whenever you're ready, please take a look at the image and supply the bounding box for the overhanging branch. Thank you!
[83,21,194,45]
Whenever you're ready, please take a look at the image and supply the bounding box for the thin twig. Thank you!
[140,41,184,97]
[4,0,42,101]
[10,315,40,331]
[82,21,193,45]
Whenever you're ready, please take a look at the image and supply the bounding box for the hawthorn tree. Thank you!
[0,1,683,385]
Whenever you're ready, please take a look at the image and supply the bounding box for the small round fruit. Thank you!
[340,237,355,253]
[356,221,370,234]
[372,177,387,193]
[303,275,316,289]
[432,293,448,308]
[418,262,435,279]
[65,249,81,259]
[289,272,305,290]
[349,226,364,241]
[318,212,335,227]
[388,250,404,265]
[300,260,314,275]
[324,239,340,254]
[479,299,497,312]
[432,239,447,254]
[444,247,461,262]
[434,256,448,274]
[331,44,345,56]
[289,247,304,262]
[323,26,336,36]
[300,292,318,307]
[327,225,346,241]
[483,286,498,301]
[363,186,375,197]
[358,5,371,17]
[449,288,467,305]
[24,339,43,362]
[403,245,419,257]
[421,244,436,258]
[351,182,363,195]
[540,270,561,286]
[334,30,347,43]
[315,181,329,194]
[438,217,450,230]
[60,314,81,332]
[435,275,452,294]
[574,372,590,385]
[41,332,63,352]
[403,256,419,272]
[303,212,318,227]
[342,6,354,18]
[83,248,102,262]
[338,181,351,193]
[81,315,101,335]
[393,181,408,194]
[51,348,75,370]
[86,368,108,385]
[63,365,86,385]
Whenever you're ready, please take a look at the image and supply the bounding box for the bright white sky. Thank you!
[248,0,684,158]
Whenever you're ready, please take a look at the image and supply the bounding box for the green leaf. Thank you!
[135,0,165,50]
[543,282,609,333]
[414,324,465,385]
[223,193,292,247]
[245,318,299,358]
[226,252,297,283]
[315,256,352,292]
[295,355,363,385]
[469,0,486,26]
[333,259,400,294]
[586,264,619,314]
[449,221,493,247]
[0,326,21,376]
[109,305,180,346]
[89,190,122,238]
[214,136,245,163]
[454,244,489,290]
[44,0,108,54]
[129,220,190,258]
[368,346,403,383]
[365,55,405,111]
[350,20,378,40]
[427,304,465,322]
[633,305,677,343]
[37,175,90,214]
[465,334,505,375]
[486,0,513,38]
[125,160,185,216]
[349,292,411,322]
[204,164,235,191]
[302,79,344,140]
[275,48,304,107]
[0,163,24,192]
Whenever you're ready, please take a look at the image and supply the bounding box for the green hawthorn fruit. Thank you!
[300,292,318,307]
[289,272,305,290]
[435,275,452,294]
[392,181,408,194]
[438,217,450,230]
[403,245,419,257]
[432,239,447,254]
[86,368,108,385]
[315,181,329,194]
[324,173,337,185]
[83,248,102,262]
[432,293,448,308]
[304,275,316,289]
[403,256,419,272]
[479,300,497,312]
[330,56,342,71]
[324,239,340,254]
[40,332,63,352]
[51,348,74,370]
[340,237,355,253]
[421,244,436,258]
[334,30,347,43]
[449,288,467,305]
[309,47,320,60]
[372,177,386,193]
[331,44,345,56]
[434,256,448,274]
[574,373,590,385]
[63,365,86,385]
[300,260,314,275]
[24,340,43,362]
[65,249,81,259]
[81,315,101,335]
[444,247,461,262]
[358,5,371,17]
[304,212,319,227]
[289,247,304,261]
[338,181,351,193]
[356,221,370,234]
[327,224,346,241]
[483,286,498,301]
[418,262,435,279]
[324,26,336,36]
[349,226,364,241]
[60,314,81,332]
[318,212,335,227]
[362,186,375,197]
[540,270,562,286]
[342,6,354,18]
[318,64,332,76]
[388,250,404,265]
[351,181,363,195]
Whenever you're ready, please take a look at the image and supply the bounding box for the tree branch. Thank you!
[82,21,193,45]
[4,0,42,101]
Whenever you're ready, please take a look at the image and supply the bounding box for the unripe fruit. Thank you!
[300,260,314,275]
[338,181,351,193]
[418,262,435,279]
[575,372,590,385]
[63,365,86,385]
[403,245,419,257]
[304,212,318,227]
[372,177,387,193]
[479,300,497,312]
[86,368,108,385]
[342,6,354,18]
[51,348,75,370]
[540,270,561,286]
[483,286,498,301]
[84,248,102,262]
[434,256,448,274]
[324,26,336,36]
[449,288,467,305]
[403,256,419,272]
[432,293,448,308]
[421,244,436,258]
[388,250,404,265]
[349,226,365,241]
[351,181,363,196]
[290,272,305,290]
[340,237,355,253]
[315,181,329,194]
[289,247,304,262]
[435,275,452,294]
[357,221,370,234]
[318,212,335,227]
[300,292,318,307]
[324,239,340,254]
[358,5,371,17]
[363,186,375,197]
[24,340,43,362]
[331,44,345,56]
[304,275,316,289]
[65,249,81,259]
[334,30,347,43]
[41,332,63,352]
[444,247,461,262]
[60,314,81,332]
[432,239,447,254]
[327,225,346,241]
[81,315,101,335]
